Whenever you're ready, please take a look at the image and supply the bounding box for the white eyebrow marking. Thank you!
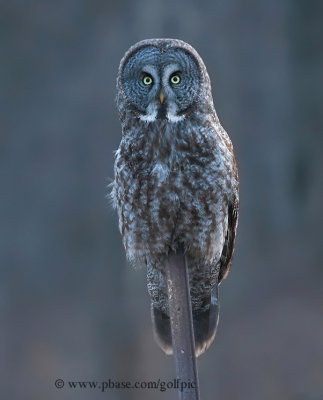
[142,65,159,84]
[162,63,181,87]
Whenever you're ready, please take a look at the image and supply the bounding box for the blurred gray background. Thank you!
[1,1,322,399]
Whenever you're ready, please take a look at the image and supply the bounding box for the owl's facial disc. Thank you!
[159,64,186,123]
[121,46,200,123]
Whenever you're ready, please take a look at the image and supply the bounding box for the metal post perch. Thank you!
[165,250,200,400]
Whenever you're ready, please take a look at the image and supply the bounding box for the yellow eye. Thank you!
[143,75,153,85]
[170,74,181,84]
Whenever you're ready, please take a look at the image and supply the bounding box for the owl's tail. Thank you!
[151,285,219,357]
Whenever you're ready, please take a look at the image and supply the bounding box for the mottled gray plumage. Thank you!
[111,38,239,356]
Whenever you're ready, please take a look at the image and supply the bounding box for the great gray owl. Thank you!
[111,38,239,357]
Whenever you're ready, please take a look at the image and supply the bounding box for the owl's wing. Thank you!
[218,197,239,283]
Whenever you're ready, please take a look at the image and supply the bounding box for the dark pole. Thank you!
[165,250,200,400]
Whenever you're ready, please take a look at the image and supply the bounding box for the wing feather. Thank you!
[218,197,239,283]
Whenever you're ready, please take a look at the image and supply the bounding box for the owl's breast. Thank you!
[114,155,181,264]
[115,130,232,265]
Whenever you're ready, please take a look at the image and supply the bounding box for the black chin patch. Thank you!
[157,103,167,120]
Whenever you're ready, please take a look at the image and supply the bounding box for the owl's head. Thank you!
[117,39,213,123]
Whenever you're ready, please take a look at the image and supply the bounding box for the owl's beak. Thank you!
[159,92,165,104]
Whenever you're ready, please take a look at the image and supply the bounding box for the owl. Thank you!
[111,39,239,357]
